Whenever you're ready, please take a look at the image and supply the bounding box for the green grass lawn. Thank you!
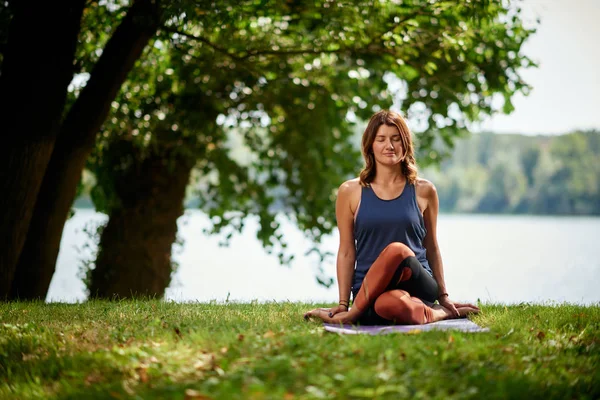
[0,301,598,399]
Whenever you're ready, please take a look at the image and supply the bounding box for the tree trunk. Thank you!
[89,145,194,298]
[9,0,160,300]
[0,1,85,298]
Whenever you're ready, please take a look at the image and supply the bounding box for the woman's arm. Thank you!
[331,180,357,316]
[421,180,459,316]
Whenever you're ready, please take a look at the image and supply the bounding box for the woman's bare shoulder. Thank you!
[415,177,437,198]
[337,178,362,216]
[337,178,362,209]
[338,178,362,194]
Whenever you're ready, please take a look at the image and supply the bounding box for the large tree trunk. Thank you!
[9,0,160,300]
[89,143,194,298]
[0,1,85,298]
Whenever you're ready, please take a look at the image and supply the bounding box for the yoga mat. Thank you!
[323,319,489,335]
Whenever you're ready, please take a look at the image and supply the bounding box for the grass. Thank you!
[0,301,599,400]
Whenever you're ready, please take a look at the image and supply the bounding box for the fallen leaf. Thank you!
[184,388,211,399]
[263,330,275,339]
[502,328,514,338]
[448,335,455,344]
[568,335,578,343]
[137,367,149,383]
[174,327,183,339]
[122,380,135,395]
[306,386,326,398]
[194,353,215,370]
[85,372,103,386]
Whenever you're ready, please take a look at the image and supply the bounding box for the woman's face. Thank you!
[371,124,404,167]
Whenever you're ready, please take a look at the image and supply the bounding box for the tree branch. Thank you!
[160,25,243,61]
[160,15,447,70]
[240,46,353,59]
[159,25,362,61]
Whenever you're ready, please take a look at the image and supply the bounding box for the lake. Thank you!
[47,209,600,305]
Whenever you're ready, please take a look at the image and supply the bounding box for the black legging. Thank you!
[388,256,439,303]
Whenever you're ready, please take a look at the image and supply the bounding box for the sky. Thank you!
[474,0,600,135]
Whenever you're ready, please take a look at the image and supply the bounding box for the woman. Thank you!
[305,110,480,325]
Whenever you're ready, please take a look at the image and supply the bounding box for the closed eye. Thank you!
[375,135,401,142]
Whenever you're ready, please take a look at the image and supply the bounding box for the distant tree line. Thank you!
[76,129,599,217]
[423,130,600,215]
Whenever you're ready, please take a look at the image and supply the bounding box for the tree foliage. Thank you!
[78,0,535,286]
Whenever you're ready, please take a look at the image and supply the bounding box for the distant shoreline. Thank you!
[70,201,600,218]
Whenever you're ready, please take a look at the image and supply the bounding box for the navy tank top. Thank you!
[353,182,432,294]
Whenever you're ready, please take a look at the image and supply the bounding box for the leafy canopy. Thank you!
[77,0,534,283]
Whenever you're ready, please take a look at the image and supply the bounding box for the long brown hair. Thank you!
[359,110,418,186]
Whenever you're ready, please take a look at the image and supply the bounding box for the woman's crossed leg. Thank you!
[304,242,479,324]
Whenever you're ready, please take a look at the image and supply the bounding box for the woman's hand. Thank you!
[328,304,349,318]
[438,295,458,316]
[439,296,480,318]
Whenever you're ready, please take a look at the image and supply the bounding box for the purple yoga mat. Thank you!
[323,319,489,335]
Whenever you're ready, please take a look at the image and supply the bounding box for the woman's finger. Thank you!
[329,306,342,317]
[304,308,329,320]
[441,300,459,316]
[455,302,480,310]
[452,302,468,307]
[450,304,460,316]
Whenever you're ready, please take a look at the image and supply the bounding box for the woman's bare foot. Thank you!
[430,303,480,322]
[303,308,355,324]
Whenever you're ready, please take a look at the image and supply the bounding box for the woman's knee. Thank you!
[374,290,425,325]
[383,242,415,260]
[374,290,408,319]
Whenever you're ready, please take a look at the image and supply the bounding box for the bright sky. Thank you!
[474,0,600,134]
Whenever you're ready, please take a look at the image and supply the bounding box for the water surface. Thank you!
[47,210,600,305]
